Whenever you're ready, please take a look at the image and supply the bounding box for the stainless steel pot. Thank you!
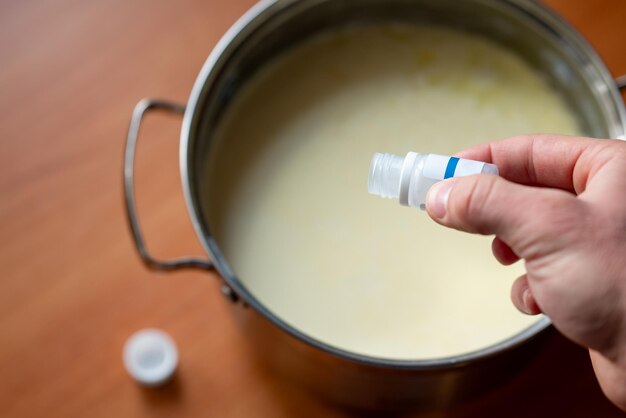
[124,0,626,411]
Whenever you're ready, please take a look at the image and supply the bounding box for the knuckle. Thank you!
[531,194,583,239]
[516,193,587,258]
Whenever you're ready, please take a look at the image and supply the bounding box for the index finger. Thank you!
[455,134,616,194]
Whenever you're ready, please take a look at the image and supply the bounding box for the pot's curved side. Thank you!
[231,301,554,411]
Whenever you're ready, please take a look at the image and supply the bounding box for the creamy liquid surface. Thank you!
[206,25,581,359]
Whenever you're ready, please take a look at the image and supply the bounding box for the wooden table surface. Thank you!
[1,0,626,417]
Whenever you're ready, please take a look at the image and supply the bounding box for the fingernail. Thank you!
[427,180,454,219]
[521,287,532,315]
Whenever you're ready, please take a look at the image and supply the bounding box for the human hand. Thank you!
[425,135,626,410]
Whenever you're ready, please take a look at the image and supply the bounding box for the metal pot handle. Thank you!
[617,74,626,91]
[124,98,213,272]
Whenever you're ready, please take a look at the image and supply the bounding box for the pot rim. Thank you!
[179,0,624,369]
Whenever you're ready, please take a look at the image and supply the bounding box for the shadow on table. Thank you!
[138,373,183,405]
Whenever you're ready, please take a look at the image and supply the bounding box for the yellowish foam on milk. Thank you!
[206,25,581,359]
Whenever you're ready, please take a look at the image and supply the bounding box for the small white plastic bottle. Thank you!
[368,152,499,210]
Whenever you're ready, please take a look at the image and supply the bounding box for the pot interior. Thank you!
[184,0,624,362]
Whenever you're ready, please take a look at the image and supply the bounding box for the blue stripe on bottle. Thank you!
[444,157,460,179]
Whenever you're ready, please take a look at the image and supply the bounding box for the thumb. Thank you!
[425,174,584,255]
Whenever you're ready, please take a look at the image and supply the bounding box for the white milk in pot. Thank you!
[206,25,581,359]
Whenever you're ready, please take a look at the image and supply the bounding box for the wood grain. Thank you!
[0,0,624,417]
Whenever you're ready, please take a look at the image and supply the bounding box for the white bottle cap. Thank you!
[123,329,178,387]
